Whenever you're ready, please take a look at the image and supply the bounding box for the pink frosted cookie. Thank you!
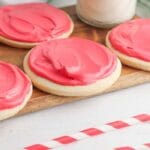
[0,3,74,48]
[106,19,150,71]
[24,37,121,96]
[0,61,32,120]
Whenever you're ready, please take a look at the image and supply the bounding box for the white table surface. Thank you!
[0,1,150,150]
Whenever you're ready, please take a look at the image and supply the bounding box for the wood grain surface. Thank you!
[0,5,150,117]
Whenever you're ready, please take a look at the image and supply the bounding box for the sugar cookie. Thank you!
[0,3,74,48]
[0,61,32,120]
[106,19,150,71]
[24,37,121,96]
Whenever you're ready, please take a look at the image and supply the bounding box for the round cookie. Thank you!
[0,3,74,48]
[106,19,150,71]
[24,37,121,96]
[0,61,32,120]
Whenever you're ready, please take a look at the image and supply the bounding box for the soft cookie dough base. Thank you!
[106,32,150,71]
[0,85,32,121]
[0,14,74,49]
[23,52,122,97]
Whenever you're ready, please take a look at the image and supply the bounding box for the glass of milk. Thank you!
[76,0,137,28]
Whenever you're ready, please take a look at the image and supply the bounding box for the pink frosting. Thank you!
[0,3,72,42]
[0,61,31,110]
[29,37,117,86]
[109,19,150,62]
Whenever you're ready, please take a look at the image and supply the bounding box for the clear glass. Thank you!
[76,0,137,28]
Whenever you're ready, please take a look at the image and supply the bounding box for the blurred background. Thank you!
[137,0,150,17]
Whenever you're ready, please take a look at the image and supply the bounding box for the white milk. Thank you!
[77,0,137,28]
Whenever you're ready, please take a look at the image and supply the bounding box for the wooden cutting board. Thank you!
[0,5,150,117]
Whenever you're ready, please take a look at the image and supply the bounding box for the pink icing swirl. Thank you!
[0,61,31,110]
[109,19,150,62]
[29,37,117,86]
[0,3,72,42]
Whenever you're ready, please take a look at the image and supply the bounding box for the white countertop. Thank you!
[0,1,150,150]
